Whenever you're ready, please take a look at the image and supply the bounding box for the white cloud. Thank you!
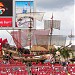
[36,0,74,10]
[36,5,74,35]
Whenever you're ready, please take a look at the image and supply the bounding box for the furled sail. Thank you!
[17,12,45,21]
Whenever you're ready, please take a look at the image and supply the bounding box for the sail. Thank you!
[44,20,60,30]
[17,12,44,21]
[11,30,66,47]
[34,29,50,35]
[35,35,66,46]
[49,35,66,46]
[36,35,49,45]
[11,31,22,48]
[11,29,50,47]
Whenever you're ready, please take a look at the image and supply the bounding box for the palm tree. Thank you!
[61,48,69,59]
[49,48,70,63]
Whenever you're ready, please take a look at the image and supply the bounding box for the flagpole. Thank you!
[50,14,53,45]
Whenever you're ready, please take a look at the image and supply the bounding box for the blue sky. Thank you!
[16,1,33,8]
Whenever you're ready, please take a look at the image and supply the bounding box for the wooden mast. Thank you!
[50,14,53,45]
[28,1,32,53]
[18,29,21,48]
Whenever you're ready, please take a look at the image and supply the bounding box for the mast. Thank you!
[50,14,53,45]
[28,1,32,53]
[18,29,21,48]
[69,30,72,44]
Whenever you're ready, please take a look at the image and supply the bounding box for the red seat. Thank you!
[68,64,75,74]
[32,62,36,66]
[31,67,38,75]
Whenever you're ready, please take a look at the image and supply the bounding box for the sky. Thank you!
[16,1,33,8]
[0,0,75,46]
[36,0,75,45]
[36,0,74,35]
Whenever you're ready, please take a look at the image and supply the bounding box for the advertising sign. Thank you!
[16,1,34,28]
[0,0,13,28]
[0,0,35,29]
[0,0,13,16]
[0,18,12,27]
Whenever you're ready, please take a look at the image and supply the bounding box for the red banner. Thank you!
[0,18,12,27]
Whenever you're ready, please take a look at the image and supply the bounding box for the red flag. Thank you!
[28,2,30,6]
[0,44,2,51]
[0,38,2,43]
[2,38,8,44]
[0,38,2,51]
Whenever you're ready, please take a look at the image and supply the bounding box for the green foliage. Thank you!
[61,48,70,59]
[49,48,56,56]
[49,47,70,59]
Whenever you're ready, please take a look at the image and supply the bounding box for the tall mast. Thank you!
[28,1,32,53]
[50,14,53,45]
[69,30,73,45]
[18,29,21,48]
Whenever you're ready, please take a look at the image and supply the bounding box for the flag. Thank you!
[0,38,2,51]
[44,20,60,30]
[28,2,30,6]
[0,44,2,51]
[0,38,2,43]
[2,38,8,44]
[22,9,27,13]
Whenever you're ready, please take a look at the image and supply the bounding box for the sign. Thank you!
[0,0,35,29]
[0,0,13,28]
[0,0,13,16]
[0,18,12,27]
[16,1,34,28]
